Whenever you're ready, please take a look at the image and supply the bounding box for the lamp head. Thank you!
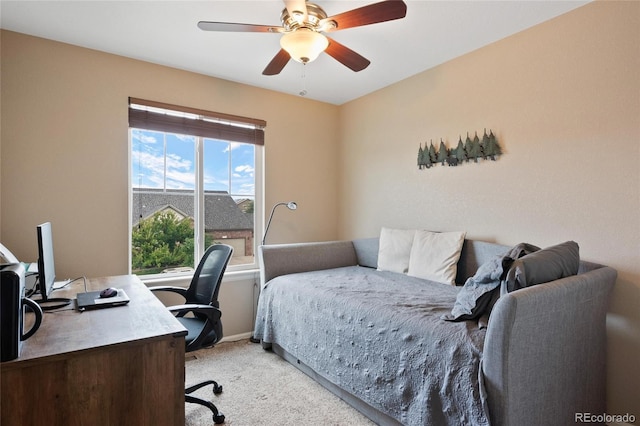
[262,200,299,246]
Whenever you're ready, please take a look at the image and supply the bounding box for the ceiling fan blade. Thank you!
[320,0,407,32]
[324,37,370,72]
[284,0,308,23]
[198,21,284,33]
[263,49,291,75]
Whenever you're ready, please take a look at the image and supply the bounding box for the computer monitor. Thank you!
[36,222,70,309]
[36,222,55,299]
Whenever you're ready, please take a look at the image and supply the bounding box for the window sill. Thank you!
[139,268,260,287]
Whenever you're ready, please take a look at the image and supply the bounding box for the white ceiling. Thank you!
[0,0,589,105]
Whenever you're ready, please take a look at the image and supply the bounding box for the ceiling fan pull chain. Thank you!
[299,63,308,97]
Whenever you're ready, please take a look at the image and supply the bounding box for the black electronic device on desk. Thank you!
[34,222,72,310]
[75,287,130,311]
[1,242,43,362]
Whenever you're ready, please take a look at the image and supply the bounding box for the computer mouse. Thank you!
[99,287,118,298]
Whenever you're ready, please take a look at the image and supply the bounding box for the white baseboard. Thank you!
[220,332,253,343]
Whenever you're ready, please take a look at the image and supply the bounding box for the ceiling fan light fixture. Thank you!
[280,28,329,64]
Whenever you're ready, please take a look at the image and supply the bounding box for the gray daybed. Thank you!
[253,237,617,425]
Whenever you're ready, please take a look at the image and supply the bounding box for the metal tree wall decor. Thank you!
[417,129,502,169]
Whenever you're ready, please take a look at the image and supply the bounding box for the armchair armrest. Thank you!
[482,265,616,425]
[259,241,358,285]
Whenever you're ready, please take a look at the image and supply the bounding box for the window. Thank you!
[128,98,265,276]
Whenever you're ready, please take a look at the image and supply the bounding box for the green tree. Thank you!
[132,211,195,274]
[428,141,437,164]
[464,132,482,163]
[481,129,490,159]
[241,199,254,214]
[484,130,502,160]
[455,136,467,163]
[469,132,483,162]
[464,133,473,162]
[437,139,449,166]
[419,142,433,168]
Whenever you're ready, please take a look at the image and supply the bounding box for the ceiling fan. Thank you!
[198,0,407,76]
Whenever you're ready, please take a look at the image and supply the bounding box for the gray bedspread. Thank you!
[254,266,489,425]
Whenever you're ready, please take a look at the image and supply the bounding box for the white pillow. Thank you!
[408,230,466,285]
[377,227,416,274]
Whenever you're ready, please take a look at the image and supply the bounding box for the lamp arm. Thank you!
[262,202,286,246]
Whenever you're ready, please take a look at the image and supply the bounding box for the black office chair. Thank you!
[150,244,234,425]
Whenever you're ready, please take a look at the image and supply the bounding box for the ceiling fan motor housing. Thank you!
[280,2,335,32]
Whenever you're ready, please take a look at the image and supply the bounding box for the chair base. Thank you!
[186,380,225,424]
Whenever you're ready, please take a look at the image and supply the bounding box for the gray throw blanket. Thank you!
[255,266,491,425]
[444,243,540,322]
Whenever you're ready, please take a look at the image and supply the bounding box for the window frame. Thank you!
[127,98,265,278]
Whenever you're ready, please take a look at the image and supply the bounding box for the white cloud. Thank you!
[132,150,195,188]
[132,130,158,144]
[132,150,163,173]
[140,134,157,144]
[174,134,195,142]
[223,142,243,153]
[203,172,229,190]
[235,182,255,195]
[166,153,192,171]
[234,164,254,174]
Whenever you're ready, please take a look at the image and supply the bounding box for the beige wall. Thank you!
[0,30,340,338]
[0,30,340,278]
[1,0,639,419]
[339,1,639,418]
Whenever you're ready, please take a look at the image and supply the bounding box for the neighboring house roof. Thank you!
[147,205,191,222]
[132,189,253,231]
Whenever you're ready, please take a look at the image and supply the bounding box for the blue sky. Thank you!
[131,129,255,196]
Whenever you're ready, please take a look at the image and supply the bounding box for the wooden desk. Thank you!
[1,275,187,426]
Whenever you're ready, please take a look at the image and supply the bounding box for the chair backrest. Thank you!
[185,244,234,308]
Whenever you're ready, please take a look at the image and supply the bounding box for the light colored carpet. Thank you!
[185,339,376,426]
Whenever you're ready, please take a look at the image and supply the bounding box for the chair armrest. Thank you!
[170,304,223,351]
[148,285,188,299]
[168,303,221,322]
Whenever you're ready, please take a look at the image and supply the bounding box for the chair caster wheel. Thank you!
[213,384,223,394]
[213,413,225,424]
